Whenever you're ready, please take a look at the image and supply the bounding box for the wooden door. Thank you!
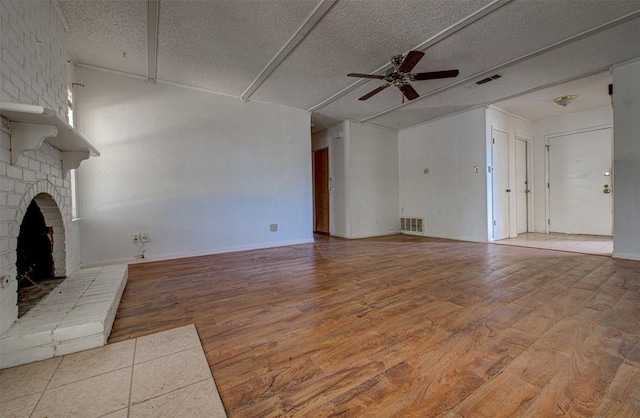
[313,148,330,233]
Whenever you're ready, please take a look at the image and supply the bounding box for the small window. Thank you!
[67,85,79,219]
[67,85,74,127]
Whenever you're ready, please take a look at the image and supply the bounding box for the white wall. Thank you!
[486,107,534,238]
[75,69,313,265]
[398,108,488,243]
[532,106,613,232]
[349,122,398,238]
[312,120,398,238]
[612,58,640,260]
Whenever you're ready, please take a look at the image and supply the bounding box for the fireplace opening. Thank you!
[16,199,64,317]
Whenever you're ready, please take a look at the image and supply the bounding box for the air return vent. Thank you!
[400,217,423,233]
[475,74,502,85]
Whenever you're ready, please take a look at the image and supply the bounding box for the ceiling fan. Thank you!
[348,51,459,102]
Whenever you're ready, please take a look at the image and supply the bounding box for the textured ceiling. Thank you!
[57,0,640,131]
[494,72,612,122]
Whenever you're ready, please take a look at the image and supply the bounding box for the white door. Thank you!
[492,129,510,240]
[548,128,612,236]
[515,138,528,234]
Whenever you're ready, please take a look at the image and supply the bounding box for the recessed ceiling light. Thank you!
[554,95,577,107]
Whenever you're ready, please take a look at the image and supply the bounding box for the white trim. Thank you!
[241,0,337,101]
[419,231,488,244]
[612,251,640,261]
[76,63,147,81]
[515,134,534,233]
[346,231,400,239]
[488,105,532,123]
[52,0,70,32]
[146,0,160,83]
[611,56,640,69]
[80,238,315,268]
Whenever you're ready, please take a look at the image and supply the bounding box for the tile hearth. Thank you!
[1,265,128,369]
[0,325,227,417]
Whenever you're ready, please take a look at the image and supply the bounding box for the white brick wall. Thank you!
[0,1,79,333]
[0,0,68,120]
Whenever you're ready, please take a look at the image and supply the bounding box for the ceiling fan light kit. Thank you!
[347,51,460,102]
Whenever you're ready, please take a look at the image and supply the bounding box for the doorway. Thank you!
[313,148,330,234]
[492,129,510,240]
[515,137,530,234]
[547,127,613,236]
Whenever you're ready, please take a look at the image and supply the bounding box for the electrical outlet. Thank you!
[0,276,10,288]
[132,233,140,243]
[141,232,149,242]
[270,224,278,232]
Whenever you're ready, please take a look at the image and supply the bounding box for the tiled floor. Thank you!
[0,325,227,418]
[494,232,613,256]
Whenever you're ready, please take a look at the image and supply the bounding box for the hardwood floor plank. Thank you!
[108,234,640,416]
[453,371,539,417]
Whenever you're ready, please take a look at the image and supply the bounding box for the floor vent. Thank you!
[400,217,423,233]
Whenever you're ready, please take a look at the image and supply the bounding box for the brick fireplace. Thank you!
[0,1,128,369]
[0,128,76,333]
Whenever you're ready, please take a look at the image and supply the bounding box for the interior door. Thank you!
[313,148,330,233]
[492,129,510,240]
[548,128,612,236]
[515,138,528,234]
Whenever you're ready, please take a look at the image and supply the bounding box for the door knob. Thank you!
[506,189,511,193]
[604,188,611,194]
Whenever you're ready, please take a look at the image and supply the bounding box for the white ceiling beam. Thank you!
[52,0,71,32]
[307,0,512,113]
[147,0,160,83]
[240,0,337,102]
[361,10,640,124]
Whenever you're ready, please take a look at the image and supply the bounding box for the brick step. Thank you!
[0,265,128,369]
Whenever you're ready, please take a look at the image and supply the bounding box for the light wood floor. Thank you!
[109,234,640,417]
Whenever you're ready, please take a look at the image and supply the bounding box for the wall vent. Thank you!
[400,217,423,233]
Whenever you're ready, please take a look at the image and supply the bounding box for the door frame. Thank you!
[491,128,510,241]
[312,147,330,234]
[515,134,533,234]
[544,124,613,234]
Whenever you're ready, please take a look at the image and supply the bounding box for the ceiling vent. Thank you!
[475,74,502,85]
[465,73,502,89]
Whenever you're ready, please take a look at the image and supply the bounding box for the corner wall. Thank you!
[312,121,398,239]
[612,58,640,260]
[74,69,314,265]
[398,108,488,242]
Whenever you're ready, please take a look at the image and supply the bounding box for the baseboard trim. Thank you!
[612,251,640,261]
[80,238,315,268]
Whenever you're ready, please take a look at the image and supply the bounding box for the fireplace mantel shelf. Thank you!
[0,102,100,175]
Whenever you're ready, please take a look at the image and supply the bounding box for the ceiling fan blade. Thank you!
[398,51,425,73]
[359,83,391,100]
[399,84,419,101]
[347,73,386,80]
[412,69,460,81]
